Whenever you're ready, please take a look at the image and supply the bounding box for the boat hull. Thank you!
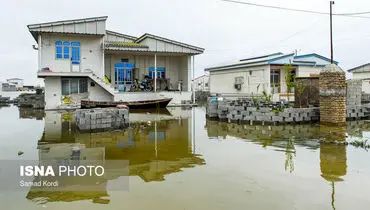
[81,98,172,109]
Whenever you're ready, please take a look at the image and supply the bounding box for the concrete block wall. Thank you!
[208,98,320,124]
[347,80,362,106]
[75,108,129,131]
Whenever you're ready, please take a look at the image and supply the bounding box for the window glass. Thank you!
[79,79,88,93]
[63,46,69,59]
[61,80,70,95]
[70,79,79,94]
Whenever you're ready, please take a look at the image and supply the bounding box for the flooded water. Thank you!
[0,105,370,210]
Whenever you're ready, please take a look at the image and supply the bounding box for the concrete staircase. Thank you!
[88,73,117,96]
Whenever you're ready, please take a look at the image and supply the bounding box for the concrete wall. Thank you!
[88,78,114,101]
[40,33,105,78]
[105,54,189,90]
[44,77,113,110]
[350,73,370,93]
[209,65,269,96]
[44,77,62,110]
[297,66,323,77]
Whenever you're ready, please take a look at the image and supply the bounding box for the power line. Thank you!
[220,0,370,19]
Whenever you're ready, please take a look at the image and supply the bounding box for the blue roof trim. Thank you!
[267,53,295,64]
[294,53,339,65]
[240,52,283,62]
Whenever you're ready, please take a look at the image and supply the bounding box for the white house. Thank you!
[205,52,337,101]
[193,74,209,92]
[6,78,24,89]
[348,63,370,93]
[28,16,204,110]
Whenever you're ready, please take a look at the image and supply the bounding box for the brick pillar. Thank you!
[319,64,346,125]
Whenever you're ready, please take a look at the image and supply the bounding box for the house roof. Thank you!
[135,33,205,53]
[192,74,209,81]
[106,30,137,41]
[348,63,370,73]
[105,41,148,49]
[240,52,283,62]
[6,78,23,81]
[206,52,337,72]
[28,16,108,42]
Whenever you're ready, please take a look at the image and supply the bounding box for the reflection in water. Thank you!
[27,110,204,204]
[320,143,347,210]
[18,108,45,120]
[206,119,353,210]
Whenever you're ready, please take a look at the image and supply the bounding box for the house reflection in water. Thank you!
[27,109,204,204]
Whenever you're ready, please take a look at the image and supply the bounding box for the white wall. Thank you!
[297,66,323,77]
[88,78,114,101]
[362,80,370,94]
[209,65,269,95]
[44,77,62,110]
[40,33,105,78]
[353,72,370,80]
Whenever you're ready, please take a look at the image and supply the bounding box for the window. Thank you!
[149,67,166,79]
[71,42,81,64]
[61,78,88,95]
[63,42,70,59]
[115,62,135,85]
[56,41,80,62]
[270,69,280,93]
[61,80,70,95]
[56,41,63,59]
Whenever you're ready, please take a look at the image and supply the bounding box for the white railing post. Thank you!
[154,53,157,93]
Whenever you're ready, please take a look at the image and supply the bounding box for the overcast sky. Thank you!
[1,0,369,85]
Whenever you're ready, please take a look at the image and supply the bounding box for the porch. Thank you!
[104,51,193,94]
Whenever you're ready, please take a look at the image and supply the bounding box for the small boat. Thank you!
[81,98,172,109]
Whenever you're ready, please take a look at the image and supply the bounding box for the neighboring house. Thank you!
[193,74,209,92]
[1,83,17,92]
[205,52,337,101]
[28,16,204,110]
[348,63,370,93]
[6,78,24,89]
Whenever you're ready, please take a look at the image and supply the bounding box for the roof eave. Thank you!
[135,33,205,53]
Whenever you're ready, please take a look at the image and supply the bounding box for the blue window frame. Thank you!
[71,42,81,64]
[56,41,63,59]
[63,42,70,59]
[149,67,165,79]
[115,62,135,85]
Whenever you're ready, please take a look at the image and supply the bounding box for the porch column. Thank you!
[192,55,195,104]
[38,34,42,71]
[154,53,157,92]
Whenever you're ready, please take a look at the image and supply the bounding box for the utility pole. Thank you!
[330,1,335,64]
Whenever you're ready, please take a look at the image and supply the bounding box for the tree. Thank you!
[283,64,295,102]
[295,79,307,108]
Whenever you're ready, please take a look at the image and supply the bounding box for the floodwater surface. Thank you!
[0,105,370,210]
